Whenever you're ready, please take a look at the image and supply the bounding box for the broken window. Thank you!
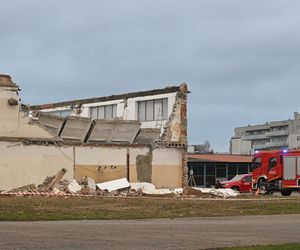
[138,98,168,122]
[90,104,117,119]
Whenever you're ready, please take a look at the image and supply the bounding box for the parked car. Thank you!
[219,174,252,192]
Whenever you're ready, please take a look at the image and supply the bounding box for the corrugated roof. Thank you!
[188,154,253,163]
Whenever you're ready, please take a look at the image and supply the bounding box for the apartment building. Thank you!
[230,112,300,155]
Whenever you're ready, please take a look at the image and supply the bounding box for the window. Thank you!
[137,98,168,122]
[269,157,277,170]
[252,157,261,170]
[90,104,117,119]
[243,175,252,182]
[272,136,287,142]
[49,109,72,117]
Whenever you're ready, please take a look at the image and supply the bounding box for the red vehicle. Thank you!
[220,174,252,192]
[252,149,300,196]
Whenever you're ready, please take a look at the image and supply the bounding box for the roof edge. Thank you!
[30,85,181,110]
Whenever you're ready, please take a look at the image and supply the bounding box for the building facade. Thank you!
[230,112,300,155]
[0,74,189,191]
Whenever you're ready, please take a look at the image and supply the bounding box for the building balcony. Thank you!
[242,134,268,140]
[265,141,288,148]
[253,144,270,150]
[265,130,289,137]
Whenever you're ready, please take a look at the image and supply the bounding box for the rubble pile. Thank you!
[2,169,239,199]
[8,184,37,193]
[38,169,68,192]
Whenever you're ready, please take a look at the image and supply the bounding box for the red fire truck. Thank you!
[252,149,300,196]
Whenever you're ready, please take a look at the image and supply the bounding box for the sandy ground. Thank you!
[0,214,299,250]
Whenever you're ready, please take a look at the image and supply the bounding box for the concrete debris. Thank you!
[130,182,156,192]
[87,120,141,144]
[142,188,174,197]
[67,180,82,193]
[78,176,96,192]
[185,187,239,198]
[38,112,65,136]
[57,179,70,192]
[209,188,240,198]
[52,187,63,194]
[8,184,37,193]
[142,188,183,197]
[5,174,239,198]
[38,169,67,192]
[130,182,183,197]
[134,128,161,144]
[96,178,130,192]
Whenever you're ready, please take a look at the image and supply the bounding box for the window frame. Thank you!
[268,157,277,170]
[89,104,117,120]
[252,157,262,170]
[137,98,168,122]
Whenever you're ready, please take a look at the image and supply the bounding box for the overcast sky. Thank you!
[1,0,300,152]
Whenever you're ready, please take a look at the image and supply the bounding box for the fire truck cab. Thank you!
[252,149,300,196]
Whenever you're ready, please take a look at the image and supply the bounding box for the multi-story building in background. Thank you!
[230,112,300,155]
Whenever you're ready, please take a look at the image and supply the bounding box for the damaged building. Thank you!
[0,74,189,191]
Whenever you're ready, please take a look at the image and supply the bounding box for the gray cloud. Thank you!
[1,0,300,151]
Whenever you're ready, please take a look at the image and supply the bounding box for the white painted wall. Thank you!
[0,142,183,190]
[230,138,252,155]
[0,87,54,139]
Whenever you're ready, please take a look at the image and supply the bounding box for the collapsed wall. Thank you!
[0,74,188,191]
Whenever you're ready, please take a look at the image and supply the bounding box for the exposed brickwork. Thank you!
[0,74,19,88]
[158,83,189,187]
[181,151,188,187]
[160,83,188,146]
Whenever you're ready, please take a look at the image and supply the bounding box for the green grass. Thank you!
[224,243,300,250]
[0,196,299,221]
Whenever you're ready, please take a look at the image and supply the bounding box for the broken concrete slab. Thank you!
[187,187,239,198]
[134,128,161,144]
[78,176,96,192]
[142,188,176,197]
[67,180,82,193]
[130,182,156,192]
[86,120,114,143]
[96,178,130,192]
[60,116,92,142]
[86,120,141,144]
[38,169,67,192]
[38,112,65,136]
[111,120,141,143]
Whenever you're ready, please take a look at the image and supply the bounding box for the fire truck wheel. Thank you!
[280,189,292,196]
